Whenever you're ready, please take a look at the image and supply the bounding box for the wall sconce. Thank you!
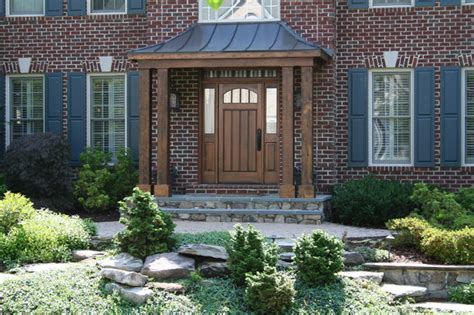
[294,88,302,108]
[169,81,180,111]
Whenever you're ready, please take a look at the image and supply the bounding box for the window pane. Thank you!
[204,88,215,134]
[91,76,126,155]
[9,77,44,141]
[372,72,411,164]
[266,88,277,134]
[200,0,280,22]
[92,0,125,12]
[372,0,411,5]
[10,0,43,15]
[466,71,474,163]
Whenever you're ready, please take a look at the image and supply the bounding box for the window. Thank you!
[6,76,44,144]
[266,88,277,134]
[464,0,474,5]
[89,75,126,155]
[8,0,44,16]
[370,0,412,7]
[370,71,413,165]
[199,0,280,22]
[464,70,474,164]
[89,0,126,14]
[204,88,215,134]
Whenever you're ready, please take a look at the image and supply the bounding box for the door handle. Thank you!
[257,128,262,151]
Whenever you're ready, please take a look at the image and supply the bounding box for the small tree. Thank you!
[245,266,295,315]
[294,230,344,285]
[115,188,175,258]
[227,225,278,286]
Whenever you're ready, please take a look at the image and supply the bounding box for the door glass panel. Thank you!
[204,88,215,134]
[250,90,258,103]
[266,88,277,134]
[232,89,240,103]
[241,89,249,103]
[223,90,231,103]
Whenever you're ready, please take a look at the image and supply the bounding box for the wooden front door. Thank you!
[218,84,263,183]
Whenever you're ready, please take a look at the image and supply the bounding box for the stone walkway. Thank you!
[96,221,390,240]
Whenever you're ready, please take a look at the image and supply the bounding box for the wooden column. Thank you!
[138,69,152,192]
[280,67,295,198]
[298,66,315,198]
[155,68,171,197]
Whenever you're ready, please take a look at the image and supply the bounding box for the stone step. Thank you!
[275,239,296,252]
[162,208,323,224]
[338,271,384,285]
[381,284,428,301]
[411,302,474,313]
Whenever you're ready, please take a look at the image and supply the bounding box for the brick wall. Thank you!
[335,2,474,190]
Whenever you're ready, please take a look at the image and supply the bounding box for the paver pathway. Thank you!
[96,221,390,240]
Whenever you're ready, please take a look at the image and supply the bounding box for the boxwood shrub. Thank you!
[332,176,415,227]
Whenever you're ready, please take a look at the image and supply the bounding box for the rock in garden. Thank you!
[146,282,186,294]
[200,261,229,278]
[338,271,384,285]
[72,250,106,262]
[343,251,365,266]
[177,244,228,261]
[275,239,296,252]
[277,260,292,269]
[141,252,195,280]
[104,282,153,305]
[98,253,143,272]
[382,284,427,300]
[279,252,295,262]
[0,273,17,284]
[99,268,148,287]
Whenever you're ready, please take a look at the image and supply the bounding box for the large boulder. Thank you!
[99,268,148,287]
[72,250,105,262]
[141,252,195,280]
[98,253,143,272]
[104,283,153,305]
[343,251,365,266]
[200,261,229,278]
[177,244,228,261]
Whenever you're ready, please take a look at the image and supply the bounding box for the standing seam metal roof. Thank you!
[130,21,333,56]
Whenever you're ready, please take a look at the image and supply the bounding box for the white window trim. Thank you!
[6,0,45,17]
[86,73,128,151]
[462,0,474,5]
[5,74,45,147]
[87,0,127,15]
[198,0,280,23]
[461,67,474,166]
[369,0,414,8]
[368,68,415,167]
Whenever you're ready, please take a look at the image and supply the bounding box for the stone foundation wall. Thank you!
[169,212,323,225]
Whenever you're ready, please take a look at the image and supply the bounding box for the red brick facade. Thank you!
[1,1,473,194]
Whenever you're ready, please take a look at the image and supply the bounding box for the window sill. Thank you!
[87,11,127,16]
[6,14,45,17]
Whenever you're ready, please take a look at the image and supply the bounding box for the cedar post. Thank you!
[155,68,171,196]
[138,68,152,192]
[280,66,295,198]
[298,66,315,198]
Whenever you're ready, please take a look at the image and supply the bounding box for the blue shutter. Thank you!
[0,0,5,17]
[45,73,63,135]
[68,73,86,165]
[348,68,369,167]
[348,0,369,9]
[128,0,146,14]
[440,0,460,5]
[415,0,435,6]
[414,68,435,167]
[441,67,462,167]
[127,72,139,162]
[0,75,5,160]
[46,0,63,16]
[68,0,86,16]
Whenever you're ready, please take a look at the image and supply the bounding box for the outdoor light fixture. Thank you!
[385,234,395,260]
[169,81,180,111]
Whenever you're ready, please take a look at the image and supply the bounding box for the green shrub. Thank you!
[0,192,35,234]
[456,187,474,213]
[81,218,97,236]
[0,174,7,198]
[294,230,344,285]
[411,183,468,229]
[245,266,295,314]
[4,134,72,202]
[115,188,175,258]
[387,217,474,264]
[3,210,90,265]
[74,148,137,213]
[227,225,278,286]
[386,217,431,247]
[332,176,414,227]
[352,246,389,262]
[449,282,474,304]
